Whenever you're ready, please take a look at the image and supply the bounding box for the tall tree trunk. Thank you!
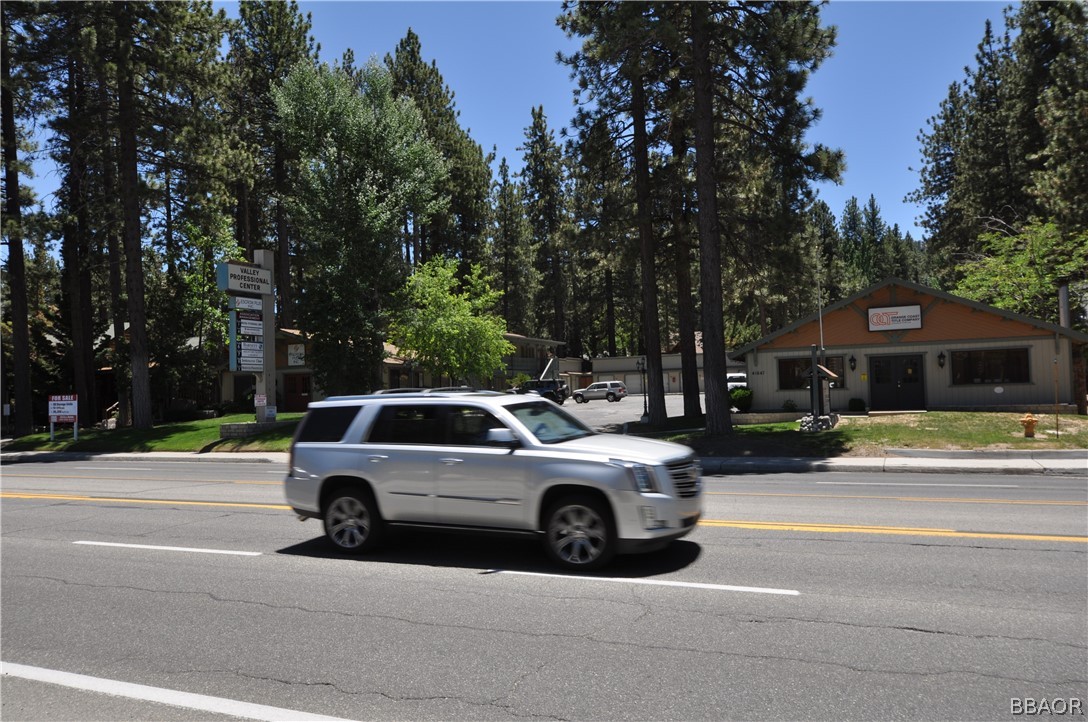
[668,78,702,419]
[630,71,666,425]
[274,144,291,327]
[691,3,732,436]
[62,54,97,428]
[97,46,130,427]
[2,15,33,437]
[605,268,616,357]
[116,3,153,429]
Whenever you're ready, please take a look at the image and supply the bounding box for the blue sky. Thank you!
[295,0,1009,240]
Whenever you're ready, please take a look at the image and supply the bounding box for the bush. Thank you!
[848,397,867,412]
[782,399,798,412]
[730,387,753,413]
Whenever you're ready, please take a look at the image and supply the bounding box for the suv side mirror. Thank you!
[485,428,520,448]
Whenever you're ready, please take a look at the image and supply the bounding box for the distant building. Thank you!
[731,278,1087,414]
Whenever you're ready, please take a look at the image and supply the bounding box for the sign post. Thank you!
[218,256,277,423]
[48,394,79,441]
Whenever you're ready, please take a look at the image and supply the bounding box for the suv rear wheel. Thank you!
[543,495,616,570]
[324,488,384,553]
[606,392,617,402]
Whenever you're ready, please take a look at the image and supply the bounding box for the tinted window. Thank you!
[296,406,362,443]
[951,348,1029,385]
[445,406,506,446]
[367,404,442,444]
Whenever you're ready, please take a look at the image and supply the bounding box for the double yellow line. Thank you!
[4,491,1086,543]
[700,518,1087,543]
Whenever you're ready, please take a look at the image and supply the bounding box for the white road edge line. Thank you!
[73,467,156,471]
[74,541,261,556]
[815,482,1020,488]
[0,662,356,722]
[491,570,800,596]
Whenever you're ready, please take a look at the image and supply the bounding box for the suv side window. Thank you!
[446,406,506,446]
[368,404,442,444]
[296,405,363,443]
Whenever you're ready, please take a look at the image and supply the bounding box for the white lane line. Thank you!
[0,662,356,722]
[74,541,261,556]
[816,482,1020,488]
[73,467,156,471]
[490,570,800,596]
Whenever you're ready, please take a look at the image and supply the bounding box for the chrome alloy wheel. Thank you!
[548,503,608,566]
[325,495,372,550]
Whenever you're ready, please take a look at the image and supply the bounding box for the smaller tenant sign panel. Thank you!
[868,304,922,331]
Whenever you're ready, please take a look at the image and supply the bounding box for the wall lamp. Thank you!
[848,355,857,371]
[937,351,946,368]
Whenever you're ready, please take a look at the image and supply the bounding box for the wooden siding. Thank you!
[763,288,1050,351]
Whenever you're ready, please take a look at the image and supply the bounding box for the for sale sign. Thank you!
[48,394,78,423]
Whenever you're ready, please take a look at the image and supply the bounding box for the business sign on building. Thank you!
[868,304,922,332]
[216,262,272,297]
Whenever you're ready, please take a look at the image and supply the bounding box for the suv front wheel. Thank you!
[543,495,616,570]
[324,488,384,553]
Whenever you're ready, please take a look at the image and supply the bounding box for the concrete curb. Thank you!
[700,456,1087,477]
[2,449,1083,476]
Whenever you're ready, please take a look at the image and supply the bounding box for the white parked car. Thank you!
[726,374,748,391]
[573,380,628,403]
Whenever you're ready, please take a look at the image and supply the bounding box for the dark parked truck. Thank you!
[512,379,570,405]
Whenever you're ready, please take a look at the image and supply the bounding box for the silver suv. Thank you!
[573,380,627,403]
[285,391,702,570]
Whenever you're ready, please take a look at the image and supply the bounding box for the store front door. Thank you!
[869,355,925,411]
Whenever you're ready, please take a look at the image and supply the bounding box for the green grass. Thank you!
[672,412,1088,458]
[3,413,303,454]
[3,411,1084,458]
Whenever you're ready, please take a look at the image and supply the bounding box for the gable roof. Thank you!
[731,277,1088,358]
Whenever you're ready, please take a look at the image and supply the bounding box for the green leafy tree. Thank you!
[391,257,515,385]
[954,221,1088,331]
[274,61,445,396]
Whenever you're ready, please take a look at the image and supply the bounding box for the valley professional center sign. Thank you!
[868,304,922,331]
[217,262,272,297]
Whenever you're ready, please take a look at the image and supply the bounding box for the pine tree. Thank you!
[520,106,570,346]
[228,0,317,327]
[385,29,492,266]
[1,2,37,435]
[490,157,538,336]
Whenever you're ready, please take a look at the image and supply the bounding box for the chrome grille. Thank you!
[666,460,701,498]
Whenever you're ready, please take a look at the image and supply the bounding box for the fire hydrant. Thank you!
[1019,413,1038,438]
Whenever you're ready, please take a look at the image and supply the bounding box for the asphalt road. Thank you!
[2,459,1086,721]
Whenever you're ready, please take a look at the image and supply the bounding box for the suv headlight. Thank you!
[612,460,657,493]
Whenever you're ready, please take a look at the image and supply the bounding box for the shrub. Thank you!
[782,399,798,412]
[848,397,867,412]
[730,387,753,413]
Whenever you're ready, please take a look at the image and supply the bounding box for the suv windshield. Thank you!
[508,401,594,444]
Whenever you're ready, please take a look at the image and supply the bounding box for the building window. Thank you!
[951,348,1029,385]
[777,356,846,390]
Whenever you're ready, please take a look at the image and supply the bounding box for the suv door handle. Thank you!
[439,458,463,466]
[367,455,388,463]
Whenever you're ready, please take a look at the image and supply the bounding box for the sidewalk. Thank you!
[2,448,1085,476]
